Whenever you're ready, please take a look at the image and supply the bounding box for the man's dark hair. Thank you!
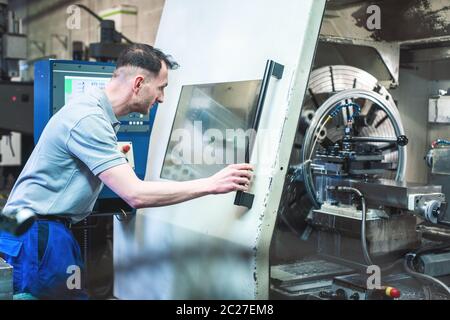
[116,43,179,76]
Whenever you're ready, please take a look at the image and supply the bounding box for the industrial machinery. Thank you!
[270,65,450,300]
[0,0,33,199]
[108,0,450,300]
[113,0,328,300]
[0,0,34,238]
[71,4,133,62]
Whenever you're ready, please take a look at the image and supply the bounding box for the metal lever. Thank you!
[234,59,284,209]
[348,135,408,146]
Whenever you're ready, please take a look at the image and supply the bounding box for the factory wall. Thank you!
[391,69,429,183]
[392,60,450,186]
[427,62,450,151]
[11,0,165,79]
[426,63,450,218]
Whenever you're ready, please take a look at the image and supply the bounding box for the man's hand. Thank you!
[206,163,253,194]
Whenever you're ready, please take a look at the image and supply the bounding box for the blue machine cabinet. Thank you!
[34,60,157,200]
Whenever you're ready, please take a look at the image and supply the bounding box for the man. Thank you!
[0,44,252,299]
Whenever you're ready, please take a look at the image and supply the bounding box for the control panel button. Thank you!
[122,145,131,153]
[385,287,401,298]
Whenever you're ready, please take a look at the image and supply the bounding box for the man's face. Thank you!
[132,61,169,114]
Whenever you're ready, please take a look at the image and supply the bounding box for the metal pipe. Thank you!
[400,36,450,48]
[336,186,373,266]
[74,4,103,23]
[349,136,398,143]
[417,225,450,239]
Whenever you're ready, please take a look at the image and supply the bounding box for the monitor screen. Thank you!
[161,79,262,181]
[49,62,150,134]
[64,75,110,104]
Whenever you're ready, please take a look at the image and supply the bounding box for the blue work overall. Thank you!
[0,220,87,299]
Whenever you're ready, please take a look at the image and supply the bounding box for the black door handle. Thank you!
[234,59,284,209]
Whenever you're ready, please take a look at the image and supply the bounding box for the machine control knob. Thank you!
[397,135,408,147]
[385,287,401,299]
[349,292,360,300]
[122,145,131,154]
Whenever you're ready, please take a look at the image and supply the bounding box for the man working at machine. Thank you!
[0,44,253,299]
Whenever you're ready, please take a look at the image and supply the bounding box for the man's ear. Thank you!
[132,75,145,93]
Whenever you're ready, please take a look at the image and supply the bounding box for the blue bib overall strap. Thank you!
[0,220,87,299]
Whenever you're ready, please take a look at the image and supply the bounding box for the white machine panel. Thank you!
[114,0,326,299]
[0,133,21,166]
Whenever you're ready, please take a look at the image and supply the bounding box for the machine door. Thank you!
[114,0,326,299]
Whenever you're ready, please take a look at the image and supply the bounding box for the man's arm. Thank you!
[98,163,253,209]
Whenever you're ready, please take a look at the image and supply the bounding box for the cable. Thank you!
[431,139,450,149]
[380,258,404,273]
[335,186,373,266]
[303,159,319,208]
[403,253,450,297]
[415,241,450,256]
[74,4,103,22]
[422,285,433,300]
[329,102,361,122]
[115,30,133,45]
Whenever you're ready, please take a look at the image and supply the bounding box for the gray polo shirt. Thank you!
[3,87,127,223]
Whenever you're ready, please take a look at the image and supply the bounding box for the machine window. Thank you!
[161,80,262,181]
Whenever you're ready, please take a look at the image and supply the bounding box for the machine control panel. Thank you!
[120,112,150,133]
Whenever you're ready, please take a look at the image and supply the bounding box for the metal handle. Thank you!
[235,59,284,209]
[245,60,284,162]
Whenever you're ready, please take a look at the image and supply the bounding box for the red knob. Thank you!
[122,145,131,153]
[385,287,401,298]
